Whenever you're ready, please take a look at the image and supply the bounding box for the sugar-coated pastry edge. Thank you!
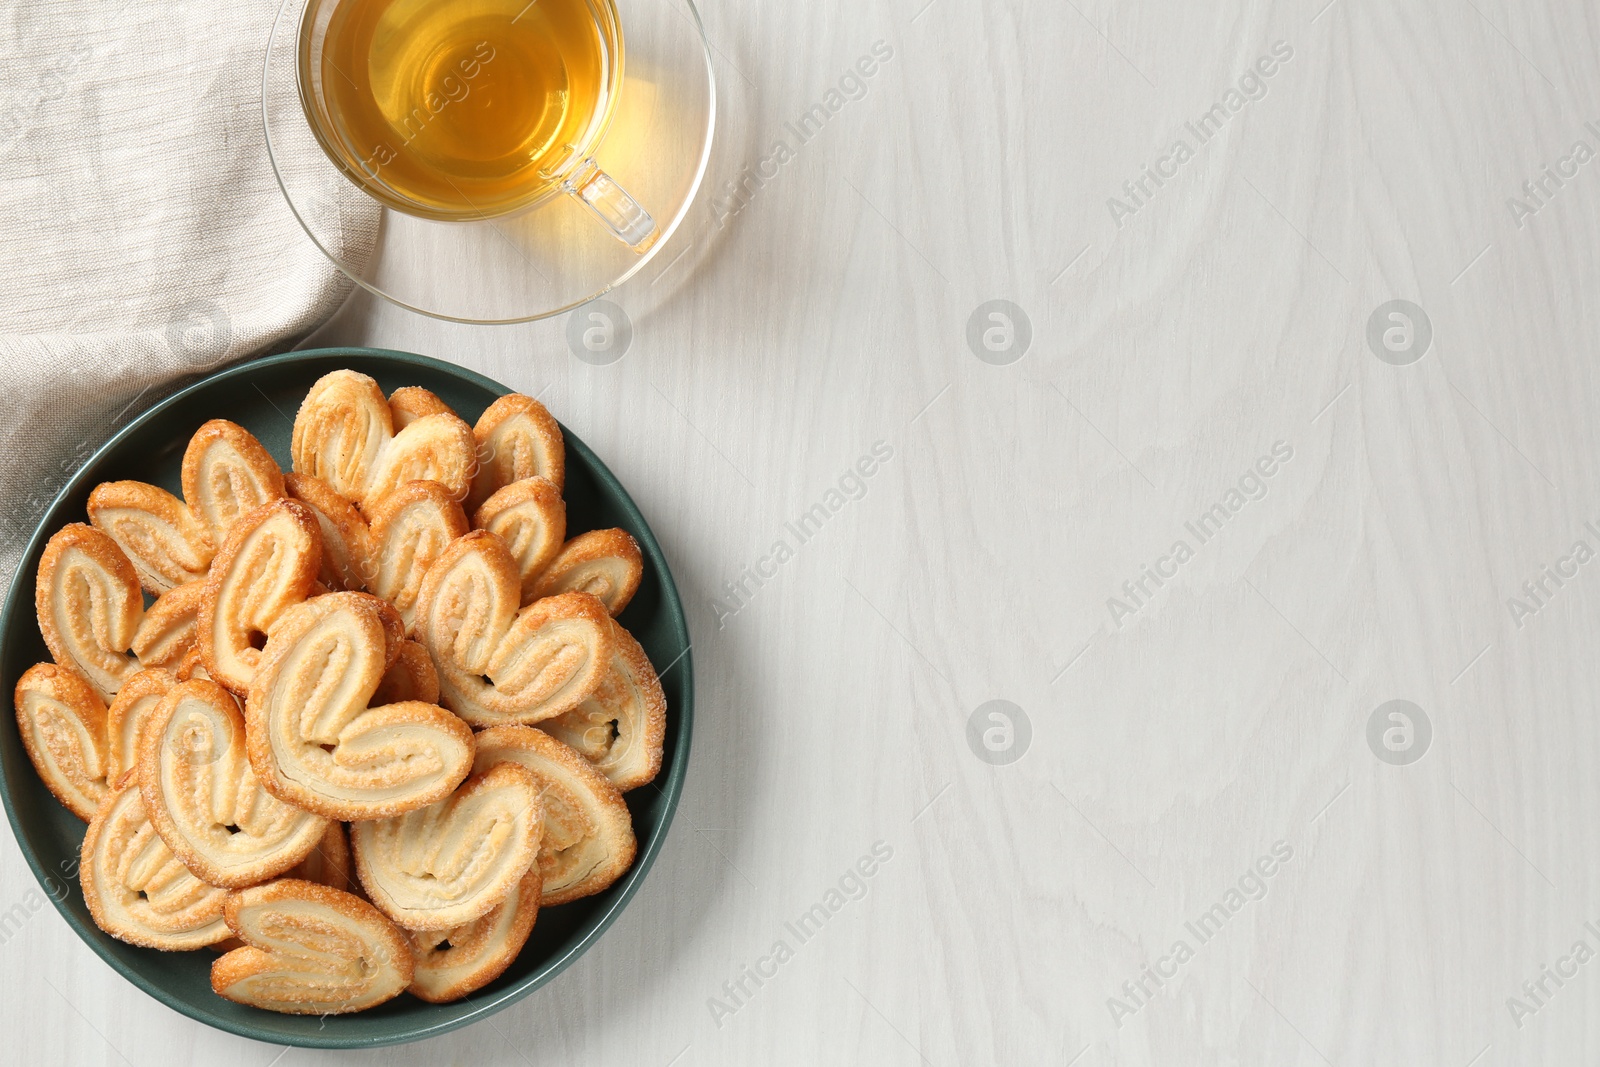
[406,867,542,1003]
[389,386,456,427]
[286,822,354,894]
[469,393,565,507]
[374,639,441,705]
[35,523,142,701]
[472,475,566,603]
[530,527,643,616]
[350,762,542,931]
[472,725,636,906]
[86,480,211,594]
[539,617,666,792]
[137,678,331,889]
[14,662,109,821]
[130,580,206,671]
[285,471,370,591]
[179,419,287,546]
[211,878,414,1014]
[80,773,231,951]
[196,498,322,696]
[246,592,474,820]
[104,666,175,783]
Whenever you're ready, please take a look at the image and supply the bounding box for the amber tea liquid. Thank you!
[300,0,620,218]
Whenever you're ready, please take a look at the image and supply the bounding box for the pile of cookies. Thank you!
[14,369,666,1014]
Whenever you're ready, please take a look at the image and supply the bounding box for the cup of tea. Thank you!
[264,0,714,322]
[297,0,657,250]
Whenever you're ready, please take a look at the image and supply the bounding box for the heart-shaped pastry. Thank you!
[471,475,566,603]
[472,726,635,906]
[80,775,231,950]
[291,369,475,512]
[287,474,469,630]
[197,498,321,695]
[129,580,205,672]
[105,667,175,783]
[87,420,285,594]
[351,761,542,930]
[138,679,331,889]
[529,528,644,616]
[414,531,614,726]
[247,591,475,819]
[539,618,666,791]
[210,879,413,1014]
[35,523,141,701]
[406,867,541,1003]
[14,662,109,821]
[468,394,565,510]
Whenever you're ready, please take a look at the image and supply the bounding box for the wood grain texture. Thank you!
[6,0,1600,1063]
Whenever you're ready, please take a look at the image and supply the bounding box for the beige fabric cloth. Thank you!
[0,1,378,587]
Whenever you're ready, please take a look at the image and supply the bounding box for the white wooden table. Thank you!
[9,0,1600,1063]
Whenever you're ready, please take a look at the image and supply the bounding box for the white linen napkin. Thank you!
[0,0,379,587]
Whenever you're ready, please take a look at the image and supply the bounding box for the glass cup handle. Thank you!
[563,159,657,253]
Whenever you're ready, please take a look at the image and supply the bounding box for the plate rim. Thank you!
[0,346,693,1048]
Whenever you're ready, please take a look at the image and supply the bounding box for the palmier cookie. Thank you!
[14,663,109,821]
[197,498,321,695]
[105,667,175,783]
[472,726,636,906]
[288,474,469,629]
[374,639,441,705]
[200,819,350,953]
[129,580,205,671]
[87,420,285,593]
[203,825,354,951]
[468,393,565,509]
[389,386,456,428]
[283,472,367,591]
[201,819,349,953]
[415,531,613,727]
[286,822,354,894]
[211,879,413,1014]
[407,867,541,1003]
[174,647,212,682]
[530,528,644,616]
[205,822,352,955]
[472,475,566,604]
[138,679,331,889]
[36,523,141,701]
[247,591,475,820]
[80,775,230,950]
[291,369,475,512]
[352,762,542,930]
[539,619,666,791]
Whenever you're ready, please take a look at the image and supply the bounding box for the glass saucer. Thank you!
[262,0,715,324]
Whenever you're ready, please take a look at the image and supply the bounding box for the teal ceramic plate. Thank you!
[0,348,692,1048]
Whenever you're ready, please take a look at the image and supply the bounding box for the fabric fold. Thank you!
[0,0,380,587]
